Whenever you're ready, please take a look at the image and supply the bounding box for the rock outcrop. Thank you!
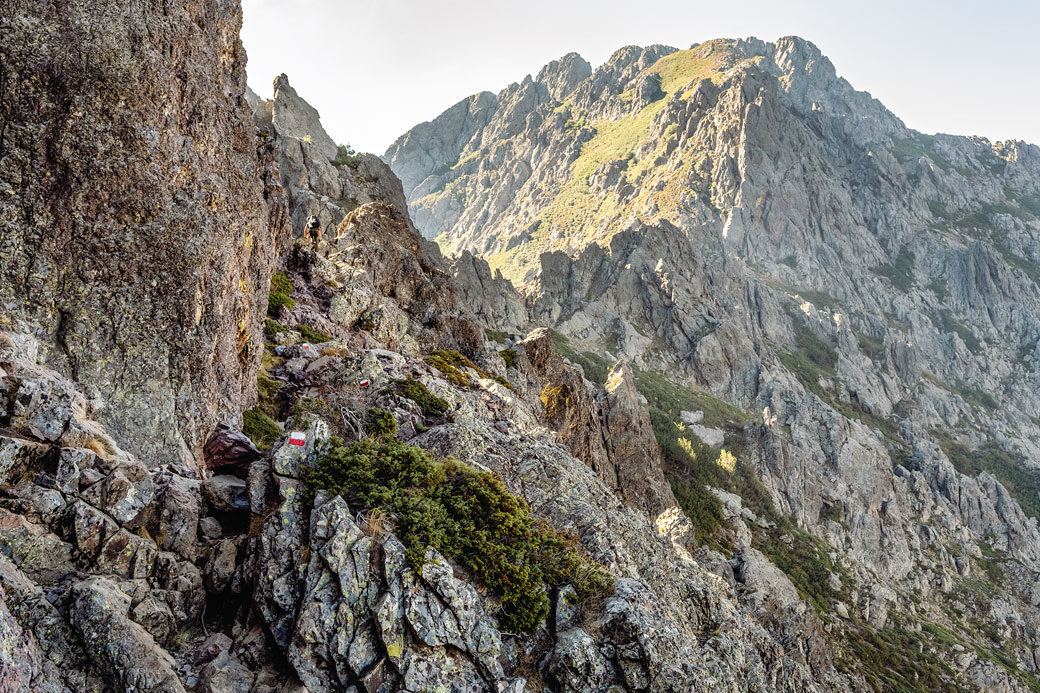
[250,75,412,241]
[0,0,288,467]
[511,329,675,516]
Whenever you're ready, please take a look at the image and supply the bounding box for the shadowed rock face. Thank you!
[0,0,288,466]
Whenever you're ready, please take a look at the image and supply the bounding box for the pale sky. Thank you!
[241,0,1040,155]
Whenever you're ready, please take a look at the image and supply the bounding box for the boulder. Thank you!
[70,577,185,692]
[197,650,254,693]
[201,476,249,514]
[203,424,262,477]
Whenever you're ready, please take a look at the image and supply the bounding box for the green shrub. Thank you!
[243,407,283,451]
[934,309,980,353]
[397,378,449,417]
[257,371,281,419]
[271,272,293,295]
[365,408,397,438]
[843,625,955,691]
[799,289,838,309]
[996,244,1040,284]
[306,438,612,632]
[938,436,1040,520]
[671,479,724,542]
[754,525,847,613]
[634,369,746,430]
[857,332,885,362]
[296,323,330,343]
[953,380,998,411]
[871,248,916,292]
[425,349,513,390]
[267,272,295,317]
[267,292,295,317]
[889,133,953,171]
[485,328,512,343]
[640,370,851,611]
[549,330,610,385]
[264,318,289,341]
[500,349,518,369]
[778,307,839,400]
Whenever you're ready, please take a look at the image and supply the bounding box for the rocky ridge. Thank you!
[387,36,1040,690]
[0,19,879,688]
[3,0,1038,687]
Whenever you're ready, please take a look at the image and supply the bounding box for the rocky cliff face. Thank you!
[0,0,288,467]
[250,74,412,242]
[388,36,1040,690]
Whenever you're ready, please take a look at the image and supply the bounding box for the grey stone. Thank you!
[201,476,249,514]
[70,577,185,692]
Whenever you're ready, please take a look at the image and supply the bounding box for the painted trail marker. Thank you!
[289,432,307,447]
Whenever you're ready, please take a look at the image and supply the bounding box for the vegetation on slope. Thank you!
[267,272,295,317]
[935,433,1040,520]
[480,42,742,280]
[424,349,512,389]
[396,378,450,418]
[306,437,612,632]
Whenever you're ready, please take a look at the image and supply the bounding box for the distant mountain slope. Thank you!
[387,36,1040,690]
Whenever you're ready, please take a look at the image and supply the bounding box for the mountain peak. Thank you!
[535,51,592,100]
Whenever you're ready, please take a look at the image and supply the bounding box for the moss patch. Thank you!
[243,408,283,451]
[500,348,518,369]
[424,349,513,389]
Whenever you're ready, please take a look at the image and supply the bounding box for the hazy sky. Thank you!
[241,0,1039,155]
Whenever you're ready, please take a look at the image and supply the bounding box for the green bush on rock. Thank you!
[500,348,518,369]
[267,272,295,317]
[364,407,397,438]
[424,349,513,389]
[263,318,289,341]
[295,323,330,343]
[396,378,450,418]
[306,438,612,632]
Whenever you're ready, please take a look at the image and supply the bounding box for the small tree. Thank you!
[332,143,360,167]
